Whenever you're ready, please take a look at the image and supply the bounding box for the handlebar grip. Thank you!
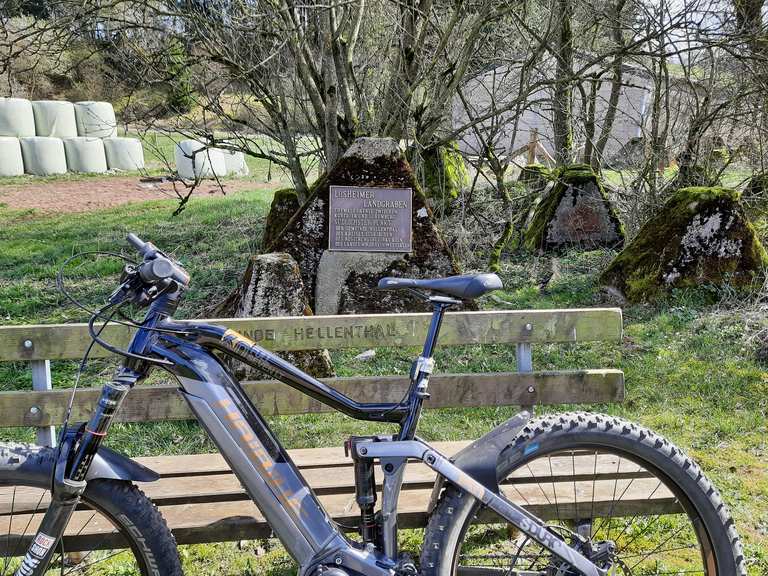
[126,233,147,253]
[139,259,175,283]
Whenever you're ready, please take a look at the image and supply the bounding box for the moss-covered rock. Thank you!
[420,140,469,210]
[262,187,300,249]
[212,252,335,378]
[518,164,551,189]
[600,186,768,302]
[523,163,625,252]
[269,137,461,313]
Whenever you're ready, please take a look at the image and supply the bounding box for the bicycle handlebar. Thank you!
[122,233,190,297]
[126,233,151,256]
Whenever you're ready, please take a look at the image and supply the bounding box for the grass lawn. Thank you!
[0,188,766,573]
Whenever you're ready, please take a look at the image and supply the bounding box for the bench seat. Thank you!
[0,441,679,552]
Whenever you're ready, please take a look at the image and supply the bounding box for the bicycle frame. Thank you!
[17,295,606,576]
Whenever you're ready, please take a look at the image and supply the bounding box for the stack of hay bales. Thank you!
[0,97,145,177]
[175,140,249,179]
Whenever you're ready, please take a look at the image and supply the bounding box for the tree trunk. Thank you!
[593,0,627,169]
[553,0,574,164]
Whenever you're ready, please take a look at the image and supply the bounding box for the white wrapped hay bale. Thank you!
[20,137,67,175]
[74,101,117,138]
[0,137,24,176]
[221,149,250,176]
[175,140,226,179]
[0,98,35,137]
[32,100,78,138]
[64,137,107,173]
[103,137,144,171]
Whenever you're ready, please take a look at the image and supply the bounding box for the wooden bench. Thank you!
[0,309,636,548]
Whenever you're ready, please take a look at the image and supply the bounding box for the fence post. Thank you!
[517,322,534,412]
[30,359,56,447]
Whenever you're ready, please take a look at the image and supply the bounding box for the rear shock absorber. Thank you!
[349,437,378,544]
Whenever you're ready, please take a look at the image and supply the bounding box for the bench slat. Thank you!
[0,450,656,515]
[0,479,679,552]
[0,309,622,361]
[2,370,624,428]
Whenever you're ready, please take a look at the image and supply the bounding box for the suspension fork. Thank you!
[14,368,139,576]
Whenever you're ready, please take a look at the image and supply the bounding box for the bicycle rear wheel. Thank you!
[0,443,182,576]
[421,413,745,575]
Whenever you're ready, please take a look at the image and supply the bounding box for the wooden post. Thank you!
[30,359,56,447]
[527,129,538,165]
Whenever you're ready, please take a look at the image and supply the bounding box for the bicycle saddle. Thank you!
[376,273,503,299]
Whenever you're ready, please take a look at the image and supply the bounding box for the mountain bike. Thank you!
[0,234,745,575]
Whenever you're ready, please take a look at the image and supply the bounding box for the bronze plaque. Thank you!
[328,186,412,252]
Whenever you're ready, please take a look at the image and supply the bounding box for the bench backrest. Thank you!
[0,309,624,445]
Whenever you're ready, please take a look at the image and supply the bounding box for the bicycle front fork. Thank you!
[14,368,139,576]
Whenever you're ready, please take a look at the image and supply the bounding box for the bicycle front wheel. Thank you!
[421,413,746,576]
[0,443,182,576]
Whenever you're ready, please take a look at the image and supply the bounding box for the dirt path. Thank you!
[0,176,278,214]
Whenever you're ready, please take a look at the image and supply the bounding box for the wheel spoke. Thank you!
[449,444,718,576]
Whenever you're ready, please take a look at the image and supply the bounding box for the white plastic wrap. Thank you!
[222,149,250,176]
[0,137,24,176]
[63,137,107,173]
[103,137,145,171]
[175,140,226,179]
[20,137,67,175]
[74,101,117,138]
[0,98,35,137]
[32,100,78,138]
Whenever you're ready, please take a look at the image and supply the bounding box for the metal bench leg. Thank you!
[516,342,535,414]
[31,359,56,447]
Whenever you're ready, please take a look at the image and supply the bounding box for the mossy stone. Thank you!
[523,164,625,252]
[262,188,300,249]
[270,137,461,313]
[420,140,469,209]
[518,164,551,188]
[213,252,335,378]
[600,186,768,302]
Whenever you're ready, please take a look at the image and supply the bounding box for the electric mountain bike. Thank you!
[0,234,745,575]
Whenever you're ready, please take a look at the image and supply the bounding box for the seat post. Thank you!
[398,297,459,440]
[421,299,453,357]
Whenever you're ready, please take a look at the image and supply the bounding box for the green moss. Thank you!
[489,221,514,272]
[518,164,551,188]
[600,186,768,302]
[523,164,624,252]
[262,187,300,249]
[420,141,469,209]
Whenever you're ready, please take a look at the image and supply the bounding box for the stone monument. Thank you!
[524,164,625,252]
[267,137,460,314]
